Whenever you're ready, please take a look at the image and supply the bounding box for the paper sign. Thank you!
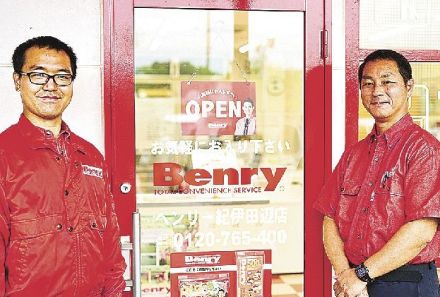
[181,81,256,136]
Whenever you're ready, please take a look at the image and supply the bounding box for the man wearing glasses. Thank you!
[0,36,126,296]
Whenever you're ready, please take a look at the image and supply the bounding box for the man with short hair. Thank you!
[234,98,256,136]
[0,36,126,296]
[315,49,440,297]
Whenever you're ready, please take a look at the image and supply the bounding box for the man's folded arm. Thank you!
[364,218,438,279]
[323,216,350,275]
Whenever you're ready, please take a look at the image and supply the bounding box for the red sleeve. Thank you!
[313,150,348,219]
[404,145,440,222]
[0,153,10,296]
[102,164,127,297]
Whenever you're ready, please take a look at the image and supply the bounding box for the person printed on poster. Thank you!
[218,288,228,297]
[234,98,256,136]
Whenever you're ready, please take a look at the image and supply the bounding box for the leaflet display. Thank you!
[170,250,271,297]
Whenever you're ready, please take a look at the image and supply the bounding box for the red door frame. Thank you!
[103,1,332,296]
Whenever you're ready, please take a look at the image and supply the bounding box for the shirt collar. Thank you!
[368,113,413,148]
[18,114,71,140]
[17,115,86,154]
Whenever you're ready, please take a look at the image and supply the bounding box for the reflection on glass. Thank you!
[359,63,440,140]
[360,0,440,50]
[135,9,304,296]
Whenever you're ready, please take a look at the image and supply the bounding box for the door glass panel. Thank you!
[359,62,440,140]
[360,0,440,50]
[135,9,304,296]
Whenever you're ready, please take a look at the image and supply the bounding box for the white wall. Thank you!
[332,0,346,168]
[0,0,104,153]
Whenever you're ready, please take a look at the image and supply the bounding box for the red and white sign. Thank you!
[153,163,286,192]
[170,250,272,297]
[181,81,256,136]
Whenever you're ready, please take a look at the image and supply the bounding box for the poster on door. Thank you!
[170,249,272,297]
[181,81,256,136]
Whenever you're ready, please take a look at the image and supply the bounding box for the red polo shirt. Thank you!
[315,114,440,265]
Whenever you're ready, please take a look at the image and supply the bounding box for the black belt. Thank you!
[350,262,436,283]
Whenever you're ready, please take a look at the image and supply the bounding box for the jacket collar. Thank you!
[17,114,86,154]
[368,113,413,148]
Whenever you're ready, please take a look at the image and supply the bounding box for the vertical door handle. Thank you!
[132,211,141,297]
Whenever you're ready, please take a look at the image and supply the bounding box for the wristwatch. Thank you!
[354,263,374,283]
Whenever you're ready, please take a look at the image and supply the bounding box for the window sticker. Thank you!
[181,81,256,136]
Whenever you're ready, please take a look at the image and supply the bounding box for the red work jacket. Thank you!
[0,116,126,296]
[315,114,440,265]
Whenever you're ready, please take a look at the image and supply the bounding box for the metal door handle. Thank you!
[120,212,141,296]
[132,211,141,297]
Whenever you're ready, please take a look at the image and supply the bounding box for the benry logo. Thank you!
[82,165,103,179]
[184,255,221,265]
[153,162,286,191]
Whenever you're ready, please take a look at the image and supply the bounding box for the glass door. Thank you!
[134,9,304,296]
[105,1,329,296]
[357,0,440,141]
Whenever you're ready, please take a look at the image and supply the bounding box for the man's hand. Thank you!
[333,278,343,296]
[335,268,367,297]
[334,282,369,297]
[360,288,369,296]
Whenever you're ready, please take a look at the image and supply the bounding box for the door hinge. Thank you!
[320,30,328,59]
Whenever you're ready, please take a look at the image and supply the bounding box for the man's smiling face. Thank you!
[360,59,413,125]
[13,46,73,124]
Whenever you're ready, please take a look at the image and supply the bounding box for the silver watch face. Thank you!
[355,265,371,282]
[357,266,367,277]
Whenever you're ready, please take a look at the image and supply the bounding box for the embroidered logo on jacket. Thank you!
[82,165,103,178]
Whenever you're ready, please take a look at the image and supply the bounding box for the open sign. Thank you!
[181,81,256,135]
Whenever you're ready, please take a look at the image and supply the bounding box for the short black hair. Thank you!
[358,49,412,86]
[244,98,254,107]
[12,36,77,80]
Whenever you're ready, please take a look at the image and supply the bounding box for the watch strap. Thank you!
[354,262,374,283]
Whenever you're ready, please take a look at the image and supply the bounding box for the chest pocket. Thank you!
[339,181,361,216]
[376,172,404,196]
[10,214,64,241]
[338,181,361,240]
[340,182,361,196]
[75,162,107,216]
[90,215,107,234]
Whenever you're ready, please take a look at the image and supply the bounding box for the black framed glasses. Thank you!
[20,72,73,86]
